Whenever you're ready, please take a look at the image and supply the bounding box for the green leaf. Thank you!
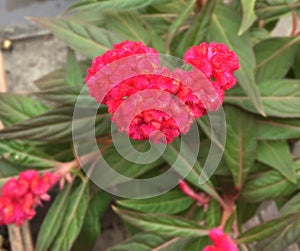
[294,45,300,78]
[65,48,82,86]
[257,141,295,183]
[255,0,300,20]
[196,114,226,151]
[0,93,48,126]
[49,180,89,251]
[0,160,22,184]
[67,0,172,13]
[256,118,300,140]
[0,140,55,168]
[34,61,89,91]
[224,209,237,233]
[237,213,299,244]
[96,141,164,189]
[34,67,66,90]
[225,79,300,117]
[256,218,300,251]
[208,4,264,115]
[36,183,73,251]
[182,237,211,251]
[141,0,184,13]
[104,11,150,43]
[206,199,221,227]
[34,85,87,105]
[113,206,209,237]
[108,233,185,251]
[72,190,111,251]
[224,106,257,189]
[166,0,196,50]
[240,162,300,202]
[250,27,270,45]
[280,191,300,216]
[239,0,257,35]
[30,17,123,59]
[176,0,217,57]
[117,190,194,215]
[236,200,259,225]
[0,106,111,143]
[162,138,223,204]
[254,36,300,83]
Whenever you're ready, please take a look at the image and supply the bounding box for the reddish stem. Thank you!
[178,180,210,210]
[291,11,298,36]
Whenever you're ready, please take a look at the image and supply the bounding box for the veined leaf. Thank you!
[108,233,186,251]
[166,0,197,51]
[255,0,300,20]
[0,93,48,126]
[113,206,209,237]
[67,0,173,13]
[30,17,123,59]
[256,118,300,140]
[294,45,300,78]
[34,85,87,105]
[72,190,111,251]
[256,218,300,251]
[34,61,89,91]
[36,183,73,251]
[162,138,223,204]
[250,27,270,45]
[257,141,295,183]
[182,237,211,251]
[95,141,164,190]
[206,199,221,228]
[225,79,300,117]
[237,213,299,244]
[208,4,264,115]
[280,190,300,216]
[65,48,82,86]
[224,106,257,189]
[117,190,194,214]
[255,36,300,83]
[104,11,150,43]
[0,160,23,184]
[0,140,55,168]
[239,0,257,35]
[49,180,89,251]
[240,162,300,202]
[176,0,217,56]
[0,106,111,143]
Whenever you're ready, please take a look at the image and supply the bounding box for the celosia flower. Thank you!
[184,42,240,90]
[86,40,239,143]
[0,170,59,226]
[203,227,238,251]
[86,40,158,83]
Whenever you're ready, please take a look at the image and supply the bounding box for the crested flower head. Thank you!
[203,227,238,251]
[0,170,59,226]
[86,40,239,144]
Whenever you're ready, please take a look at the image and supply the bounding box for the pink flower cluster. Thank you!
[0,170,58,226]
[86,40,239,143]
[184,42,240,91]
[203,227,238,251]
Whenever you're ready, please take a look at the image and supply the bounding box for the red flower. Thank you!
[86,40,239,144]
[86,40,158,83]
[184,42,240,90]
[203,227,238,251]
[0,170,59,226]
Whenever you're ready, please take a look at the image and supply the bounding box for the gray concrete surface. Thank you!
[0,0,76,27]
[1,23,67,92]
